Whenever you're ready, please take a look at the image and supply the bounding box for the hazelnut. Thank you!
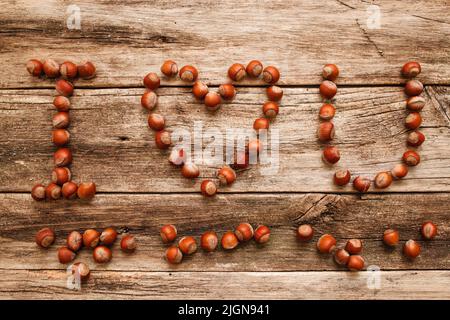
[165,246,183,264]
[200,231,218,252]
[345,239,363,254]
[181,162,200,179]
[317,121,335,142]
[353,176,371,193]
[77,182,96,200]
[67,231,83,252]
[217,166,236,186]
[421,221,437,240]
[221,231,239,250]
[178,236,197,255]
[262,66,280,84]
[316,234,336,253]
[100,227,118,245]
[77,61,96,79]
[407,131,425,147]
[43,59,60,78]
[26,59,43,76]
[45,183,61,200]
[253,118,270,131]
[266,86,283,101]
[391,164,408,179]
[219,83,236,100]
[333,169,351,186]
[246,60,263,77]
[35,228,55,248]
[322,146,340,165]
[93,245,112,263]
[334,248,350,265]
[406,96,426,111]
[200,180,217,197]
[120,234,137,252]
[192,81,209,99]
[53,96,70,112]
[204,92,221,110]
[401,61,421,78]
[60,61,78,79]
[296,224,314,242]
[143,72,160,90]
[31,184,46,201]
[254,225,270,244]
[52,112,70,129]
[141,91,158,110]
[319,103,336,120]
[55,79,74,97]
[52,129,70,146]
[383,229,399,247]
[319,80,337,99]
[161,60,178,77]
[402,150,420,166]
[403,240,421,259]
[179,65,198,82]
[374,171,393,189]
[404,80,423,97]
[71,262,90,281]
[148,113,165,131]
[58,246,76,264]
[235,223,254,242]
[262,101,279,118]
[54,148,72,167]
[155,130,171,149]
[347,255,365,271]
[52,167,71,186]
[228,63,246,81]
[322,64,339,81]
[62,182,78,199]
[405,112,422,130]
[83,229,100,248]
[160,224,177,243]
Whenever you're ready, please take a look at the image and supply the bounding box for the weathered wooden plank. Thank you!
[0,193,448,271]
[1,0,450,87]
[0,270,448,300]
[0,86,449,193]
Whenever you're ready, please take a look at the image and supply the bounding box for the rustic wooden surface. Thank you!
[0,0,449,300]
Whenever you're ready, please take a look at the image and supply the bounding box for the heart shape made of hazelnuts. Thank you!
[140,60,283,197]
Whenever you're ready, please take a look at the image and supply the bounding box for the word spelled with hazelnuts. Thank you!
[141,60,282,197]
[160,223,270,264]
[35,227,137,282]
[27,59,97,201]
[317,62,425,192]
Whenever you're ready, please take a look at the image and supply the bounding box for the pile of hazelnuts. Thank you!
[317,62,426,191]
[160,223,270,264]
[35,227,136,282]
[141,60,282,197]
[296,220,438,270]
[27,58,97,201]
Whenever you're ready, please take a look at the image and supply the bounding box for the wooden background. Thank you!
[0,0,449,299]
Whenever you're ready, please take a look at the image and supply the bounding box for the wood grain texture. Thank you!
[0,270,449,300]
[0,193,448,271]
[0,86,449,193]
[1,0,450,300]
[0,0,449,87]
